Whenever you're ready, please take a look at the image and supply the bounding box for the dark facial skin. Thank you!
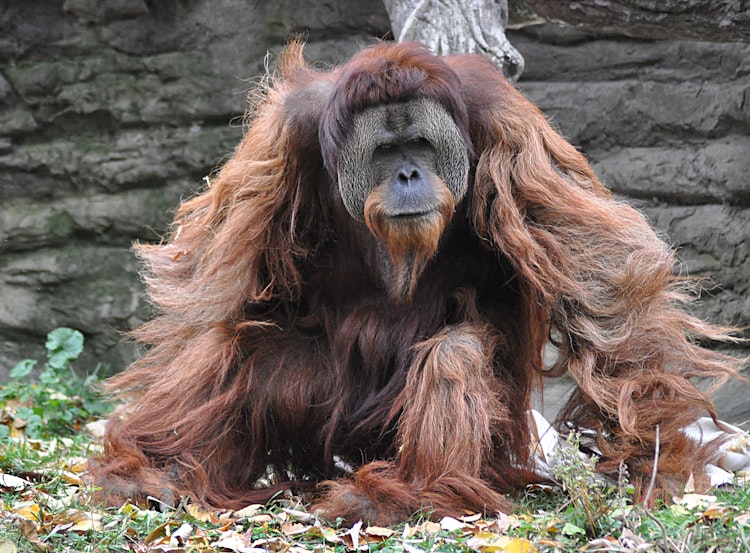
[370,136,443,219]
[336,98,469,224]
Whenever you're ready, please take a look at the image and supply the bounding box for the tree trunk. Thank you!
[383,0,525,80]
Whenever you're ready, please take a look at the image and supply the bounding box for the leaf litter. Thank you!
[2,407,750,552]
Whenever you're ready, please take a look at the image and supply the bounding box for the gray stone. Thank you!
[591,138,750,205]
[508,24,750,423]
[511,0,750,43]
[517,80,749,150]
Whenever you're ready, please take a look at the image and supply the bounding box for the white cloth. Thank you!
[527,409,750,486]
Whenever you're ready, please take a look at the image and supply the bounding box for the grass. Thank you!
[2,329,750,552]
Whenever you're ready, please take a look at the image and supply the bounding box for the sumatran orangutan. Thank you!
[90,41,743,525]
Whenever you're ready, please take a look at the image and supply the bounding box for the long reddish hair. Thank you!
[90,41,743,523]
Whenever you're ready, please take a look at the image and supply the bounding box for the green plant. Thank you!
[0,327,111,439]
[549,432,630,537]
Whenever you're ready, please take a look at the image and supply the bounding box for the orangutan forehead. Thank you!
[382,102,417,134]
[354,98,454,138]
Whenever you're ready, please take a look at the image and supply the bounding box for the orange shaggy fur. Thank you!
[89,41,743,525]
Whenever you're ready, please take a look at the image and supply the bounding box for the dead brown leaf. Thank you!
[49,508,102,533]
[186,503,219,523]
[233,503,264,519]
[701,503,731,520]
[674,493,717,510]
[479,513,520,534]
[363,525,395,538]
[250,537,291,552]
[0,537,18,553]
[16,519,52,552]
[281,507,316,523]
[438,516,465,532]
[144,521,172,545]
[281,522,311,536]
[466,532,537,553]
[9,500,41,522]
[339,520,366,551]
[0,474,31,491]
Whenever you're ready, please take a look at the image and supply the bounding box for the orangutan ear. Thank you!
[282,78,334,162]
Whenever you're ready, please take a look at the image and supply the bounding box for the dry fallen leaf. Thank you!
[281,522,310,536]
[699,503,731,521]
[439,516,465,532]
[16,519,52,552]
[414,520,442,536]
[0,537,18,553]
[684,472,696,493]
[64,457,89,474]
[49,508,103,533]
[346,520,363,551]
[0,474,31,491]
[503,539,538,553]
[10,501,41,522]
[144,521,173,545]
[308,524,341,544]
[186,502,219,523]
[674,493,717,510]
[482,513,520,534]
[248,513,275,524]
[233,503,264,518]
[466,532,537,553]
[58,471,83,486]
[364,525,395,538]
[618,528,651,551]
[169,523,194,547]
[214,530,261,553]
[250,537,291,552]
[585,536,617,551]
[83,420,107,440]
[281,507,316,523]
[544,518,564,535]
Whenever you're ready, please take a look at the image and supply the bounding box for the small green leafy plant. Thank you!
[550,431,624,536]
[0,327,111,439]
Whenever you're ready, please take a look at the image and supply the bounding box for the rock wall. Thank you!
[507,25,750,422]
[1,2,748,419]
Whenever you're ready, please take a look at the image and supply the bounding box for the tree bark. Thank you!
[383,0,525,80]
